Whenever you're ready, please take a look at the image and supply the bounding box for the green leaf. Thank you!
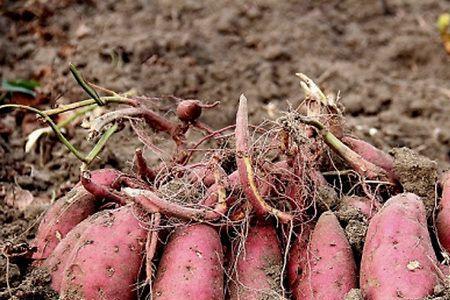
[2,79,40,97]
[438,13,450,34]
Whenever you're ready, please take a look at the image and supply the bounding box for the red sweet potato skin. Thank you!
[43,216,91,292]
[360,193,439,299]
[287,224,312,294]
[342,136,396,180]
[293,212,356,300]
[32,169,120,260]
[437,171,450,252]
[32,186,96,260]
[342,195,380,219]
[59,205,147,300]
[228,223,283,300]
[152,224,224,300]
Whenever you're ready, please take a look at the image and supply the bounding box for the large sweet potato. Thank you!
[43,216,91,292]
[152,224,224,300]
[360,193,439,299]
[293,212,356,300]
[32,169,121,260]
[228,223,284,300]
[59,205,148,300]
[437,171,450,252]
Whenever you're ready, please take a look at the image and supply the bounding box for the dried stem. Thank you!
[92,107,178,134]
[145,212,161,286]
[81,172,128,205]
[123,188,226,221]
[235,95,293,223]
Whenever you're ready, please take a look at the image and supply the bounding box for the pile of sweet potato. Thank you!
[6,75,450,299]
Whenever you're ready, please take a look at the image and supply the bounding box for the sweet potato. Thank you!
[152,224,224,300]
[287,224,312,294]
[293,212,356,300]
[228,223,283,299]
[43,216,91,292]
[32,169,121,260]
[59,205,148,300]
[32,187,96,261]
[342,136,397,180]
[437,171,450,252]
[186,165,215,187]
[341,195,380,219]
[360,193,439,299]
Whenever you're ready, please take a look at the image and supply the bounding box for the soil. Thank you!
[1,0,450,298]
[345,288,364,300]
[392,146,438,213]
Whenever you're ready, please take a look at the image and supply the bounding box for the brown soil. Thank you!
[424,282,450,300]
[392,147,438,213]
[336,204,368,253]
[1,0,450,298]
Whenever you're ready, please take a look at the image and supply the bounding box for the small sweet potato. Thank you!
[360,193,439,299]
[293,212,356,300]
[59,205,148,300]
[437,171,450,252]
[342,136,396,180]
[32,169,121,260]
[186,165,215,187]
[228,223,283,300]
[341,195,380,220]
[152,224,224,300]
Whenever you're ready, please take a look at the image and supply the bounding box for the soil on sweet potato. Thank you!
[1,0,450,298]
[345,288,364,300]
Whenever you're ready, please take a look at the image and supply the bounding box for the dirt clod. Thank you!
[336,204,368,252]
[316,184,339,211]
[344,219,368,253]
[423,281,450,300]
[391,147,438,214]
[344,288,363,300]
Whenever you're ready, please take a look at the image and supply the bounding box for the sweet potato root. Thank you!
[32,169,121,260]
[228,223,283,299]
[59,205,148,300]
[152,224,224,300]
[437,171,450,252]
[293,212,356,300]
[360,193,439,299]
